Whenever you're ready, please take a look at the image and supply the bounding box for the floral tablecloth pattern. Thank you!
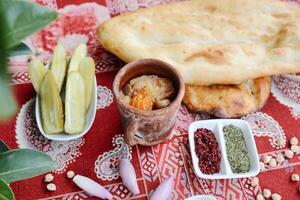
[2,0,300,199]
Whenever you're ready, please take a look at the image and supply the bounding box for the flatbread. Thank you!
[97,0,300,85]
[183,77,271,118]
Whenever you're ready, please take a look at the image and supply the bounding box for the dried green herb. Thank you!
[223,125,250,173]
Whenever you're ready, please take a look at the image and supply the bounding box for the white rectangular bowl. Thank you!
[189,119,260,179]
[35,77,97,141]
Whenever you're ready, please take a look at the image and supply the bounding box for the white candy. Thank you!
[290,137,298,146]
[263,155,272,164]
[291,174,300,182]
[259,162,265,171]
[271,193,281,200]
[47,183,56,191]
[119,159,140,195]
[150,176,174,200]
[67,171,75,179]
[73,175,113,199]
[44,174,54,183]
[251,177,259,187]
[291,145,298,153]
[284,150,294,159]
[256,193,264,200]
[275,155,285,163]
[263,189,271,198]
[269,158,277,168]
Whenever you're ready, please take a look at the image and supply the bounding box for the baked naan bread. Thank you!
[98,0,300,85]
[183,77,271,118]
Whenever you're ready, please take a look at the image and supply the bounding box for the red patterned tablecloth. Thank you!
[2,0,300,199]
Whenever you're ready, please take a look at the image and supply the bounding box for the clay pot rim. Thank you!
[113,58,185,116]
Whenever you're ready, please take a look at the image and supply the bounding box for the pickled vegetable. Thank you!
[50,44,67,92]
[40,71,64,134]
[64,72,86,134]
[129,75,175,101]
[120,91,131,104]
[130,89,153,111]
[78,57,95,111]
[122,75,175,111]
[28,58,47,93]
[68,43,87,72]
[154,99,171,109]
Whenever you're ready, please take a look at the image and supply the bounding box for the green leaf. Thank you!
[0,149,56,183]
[0,178,15,200]
[0,81,17,121]
[0,0,58,49]
[0,0,57,120]
[9,42,32,57]
[0,7,17,121]
[0,141,9,153]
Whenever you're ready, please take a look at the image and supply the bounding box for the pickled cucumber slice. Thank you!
[50,44,67,92]
[28,58,47,93]
[64,72,86,134]
[78,57,95,111]
[68,43,87,72]
[40,71,64,134]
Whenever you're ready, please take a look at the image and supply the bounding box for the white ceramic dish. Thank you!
[189,119,260,179]
[185,195,216,200]
[35,77,97,141]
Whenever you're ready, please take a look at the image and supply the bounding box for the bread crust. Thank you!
[183,77,271,118]
[97,0,300,85]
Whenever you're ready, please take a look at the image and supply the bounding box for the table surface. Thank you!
[1,0,300,199]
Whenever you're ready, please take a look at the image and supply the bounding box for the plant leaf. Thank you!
[0,141,9,153]
[0,178,15,200]
[0,0,57,120]
[0,7,17,121]
[9,42,32,57]
[0,77,16,121]
[0,0,58,49]
[0,149,56,183]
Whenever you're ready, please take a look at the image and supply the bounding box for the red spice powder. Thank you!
[194,128,221,174]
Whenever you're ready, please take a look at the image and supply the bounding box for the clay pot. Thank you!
[113,59,185,146]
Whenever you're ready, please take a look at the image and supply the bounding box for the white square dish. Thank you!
[189,119,260,179]
[185,195,216,200]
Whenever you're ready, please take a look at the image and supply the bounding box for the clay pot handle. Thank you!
[124,120,140,146]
